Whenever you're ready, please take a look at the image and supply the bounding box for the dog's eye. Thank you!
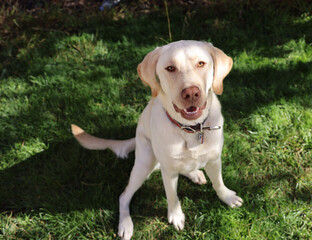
[197,61,206,67]
[165,66,176,72]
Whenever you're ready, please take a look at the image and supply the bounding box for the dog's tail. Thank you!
[71,124,135,158]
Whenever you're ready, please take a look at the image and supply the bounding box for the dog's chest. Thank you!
[172,140,211,172]
[150,118,222,173]
[158,133,220,174]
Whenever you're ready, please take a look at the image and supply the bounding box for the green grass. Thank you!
[1,1,312,239]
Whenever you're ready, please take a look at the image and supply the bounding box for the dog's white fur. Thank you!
[72,40,243,240]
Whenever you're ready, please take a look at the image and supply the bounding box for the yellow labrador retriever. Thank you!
[71,40,243,240]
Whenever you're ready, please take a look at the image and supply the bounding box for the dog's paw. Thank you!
[216,187,243,208]
[168,209,185,231]
[185,170,207,185]
[118,216,133,240]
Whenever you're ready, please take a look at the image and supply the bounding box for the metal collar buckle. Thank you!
[181,126,197,133]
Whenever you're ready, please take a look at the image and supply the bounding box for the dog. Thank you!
[71,40,243,240]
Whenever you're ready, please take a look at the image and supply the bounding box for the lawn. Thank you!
[0,1,311,239]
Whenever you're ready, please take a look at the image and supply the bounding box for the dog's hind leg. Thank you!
[183,170,207,185]
[118,137,157,240]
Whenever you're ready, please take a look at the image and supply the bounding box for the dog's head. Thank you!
[137,40,232,124]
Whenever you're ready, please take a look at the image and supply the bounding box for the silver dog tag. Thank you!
[198,132,204,144]
[198,123,204,144]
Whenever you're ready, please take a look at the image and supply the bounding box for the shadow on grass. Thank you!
[222,60,312,119]
[0,137,134,213]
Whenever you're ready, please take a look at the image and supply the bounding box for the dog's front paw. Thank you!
[118,215,133,240]
[216,187,243,208]
[168,209,185,231]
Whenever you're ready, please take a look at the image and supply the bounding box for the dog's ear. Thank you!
[205,43,233,95]
[137,47,162,97]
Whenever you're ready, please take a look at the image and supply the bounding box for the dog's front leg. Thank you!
[118,160,157,240]
[118,136,157,240]
[161,169,185,230]
[204,157,243,208]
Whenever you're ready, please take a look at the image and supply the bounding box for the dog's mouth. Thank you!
[173,102,207,120]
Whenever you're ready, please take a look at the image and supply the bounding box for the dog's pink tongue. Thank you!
[186,106,197,112]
